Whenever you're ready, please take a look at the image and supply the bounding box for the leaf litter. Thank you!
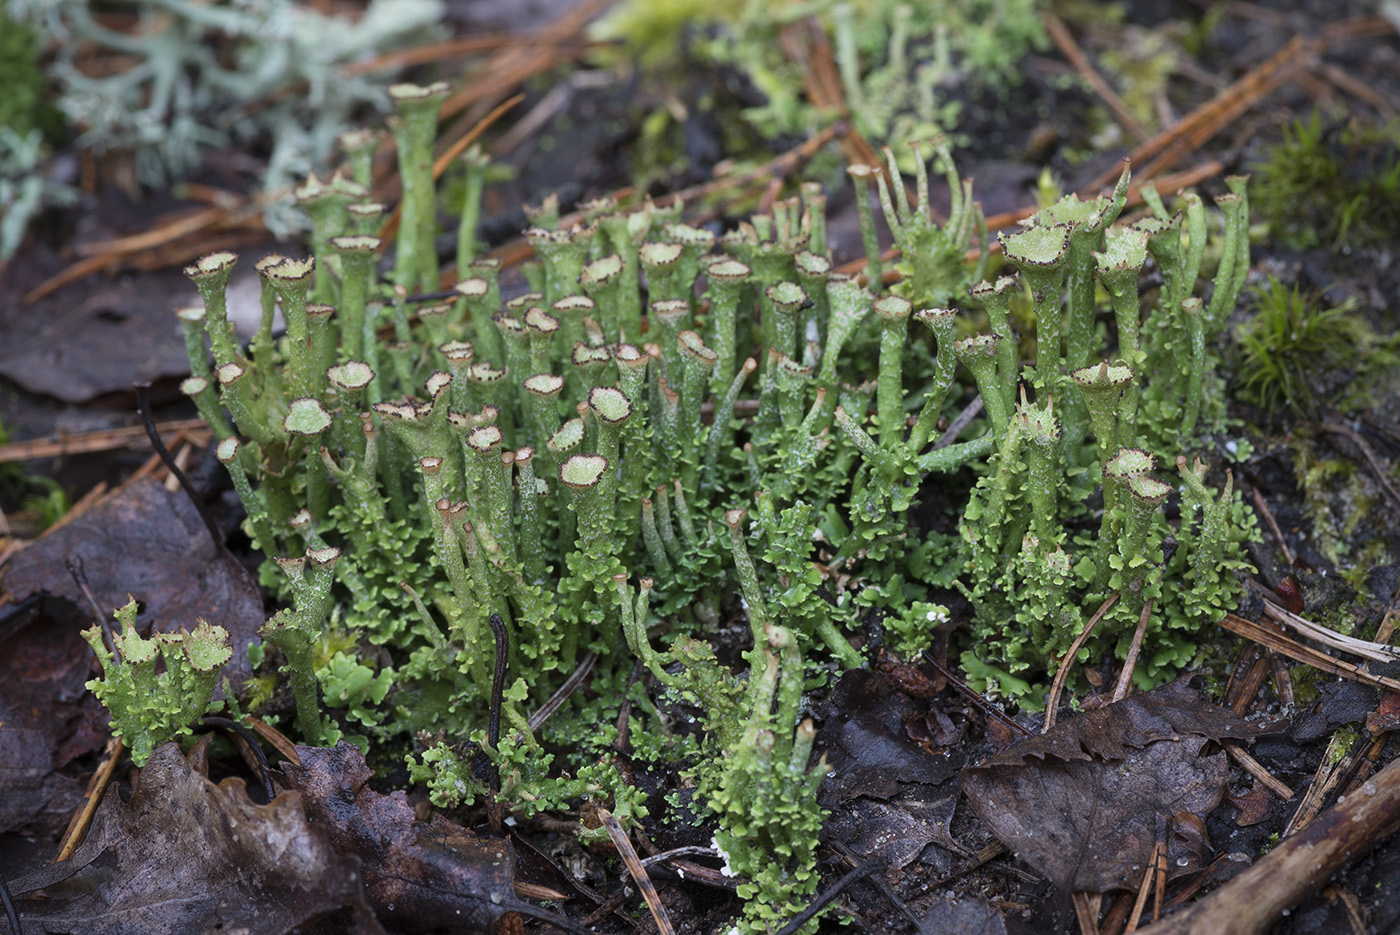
[960,676,1270,894]
[7,742,379,935]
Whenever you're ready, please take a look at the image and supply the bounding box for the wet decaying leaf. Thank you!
[278,742,517,934]
[0,605,108,837]
[1291,678,1379,742]
[7,742,376,935]
[817,669,966,871]
[919,895,1038,935]
[1,477,264,691]
[960,676,1268,894]
[0,276,192,403]
[817,669,964,801]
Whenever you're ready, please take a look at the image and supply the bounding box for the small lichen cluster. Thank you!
[147,82,1257,928]
[82,599,232,766]
[953,171,1259,704]
[591,0,1046,173]
[6,0,442,235]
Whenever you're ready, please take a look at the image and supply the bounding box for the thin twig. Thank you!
[1044,12,1149,142]
[615,657,646,752]
[772,860,883,935]
[0,866,19,935]
[921,650,1032,738]
[486,612,509,834]
[829,840,925,931]
[66,556,118,661]
[1243,480,1296,567]
[1225,741,1295,800]
[1125,839,1162,933]
[55,735,123,863]
[1261,600,1400,663]
[528,651,596,732]
[1112,599,1155,703]
[1218,613,1400,693]
[1318,420,1400,513]
[600,810,675,935]
[134,383,223,554]
[0,419,206,465]
[201,716,275,802]
[1045,592,1120,732]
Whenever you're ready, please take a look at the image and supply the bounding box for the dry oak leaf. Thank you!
[8,741,380,935]
[278,742,517,934]
[960,676,1268,894]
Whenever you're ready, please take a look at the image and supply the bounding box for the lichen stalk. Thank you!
[388,82,450,293]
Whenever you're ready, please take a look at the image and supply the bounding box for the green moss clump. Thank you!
[1251,111,1400,251]
[1231,277,1376,422]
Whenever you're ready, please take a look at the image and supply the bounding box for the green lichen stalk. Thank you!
[83,599,232,766]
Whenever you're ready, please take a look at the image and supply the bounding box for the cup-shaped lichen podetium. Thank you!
[1032,161,1130,375]
[526,225,594,308]
[1016,392,1062,547]
[1071,360,1135,482]
[704,257,751,395]
[523,306,560,376]
[908,307,958,452]
[579,253,627,338]
[388,81,450,293]
[570,342,613,394]
[587,386,632,467]
[523,373,565,454]
[640,240,685,304]
[1000,223,1070,391]
[284,397,334,518]
[295,169,368,304]
[1097,447,1156,584]
[559,454,612,554]
[184,251,241,371]
[176,305,211,382]
[262,546,341,746]
[676,330,717,446]
[1121,473,1172,611]
[764,281,807,364]
[216,361,278,448]
[283,397,332,437]
[953,333,1011,437]
[263,256,317,398]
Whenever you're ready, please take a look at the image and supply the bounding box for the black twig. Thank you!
[487,613,508,770]
[134,383,224,554]
[830,840,925,931]
[921,649,1033,738]
[773,859,883,935]
[505,899,614,935]
[65,556,119,662]
[201,716,276,802]
[1,867,21,935]
[615,657,646,751]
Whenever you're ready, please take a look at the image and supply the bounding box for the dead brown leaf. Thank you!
[278,742,518,934]
[816,669,969,872]
[0,605,109,837]
[960,676,1267,894]
[0,275,192,403]
[1,477,264,691]
[7,742,379,935]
